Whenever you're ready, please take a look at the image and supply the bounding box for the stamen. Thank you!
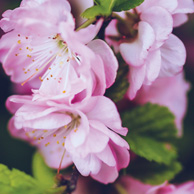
[21,53,59,86]
[57,148,66,174]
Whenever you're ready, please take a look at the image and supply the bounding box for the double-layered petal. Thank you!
[7,95,129,184]
[105,0,187,99]
[0,0,118,102]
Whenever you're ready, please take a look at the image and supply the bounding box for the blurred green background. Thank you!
[0,0,194,181]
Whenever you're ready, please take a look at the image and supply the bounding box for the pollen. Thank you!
[64,125,67,129]
[41,137,44,139]
[45,142,50,147]
[53,134,56,137]
[62,142,65,147]
[50,74,53,77]
[74,128,78,133]
[17,40,21,44]
[24,71,27,74]
[43,130,48,133]
[27,54,32,58]
[19,48,22,51]
[32,130,36,134]
[15,54,18,56]
[33,137,37,140]
[36,68,39,71]
[63,90,66,93]
[57,141,60,144]
[39,76,43,82]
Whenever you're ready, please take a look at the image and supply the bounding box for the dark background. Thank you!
[0,0,194,182]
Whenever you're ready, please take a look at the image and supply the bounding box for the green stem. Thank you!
[112,12,125,22]
[76,18,97,31]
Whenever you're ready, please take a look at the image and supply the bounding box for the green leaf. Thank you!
[128,133,177,165]
[82,0,144,19]
[128,158,182,185]
[0,163,66,194]
[82,0,114,19]
[112,0,144,12]
[105,56,129,103]
[122,103,178,165]
[32,152,56,188]
[82,5,110,19]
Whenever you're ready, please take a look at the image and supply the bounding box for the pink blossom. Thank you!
[7,95,129,184]
[138,0,194,27]
[0,0,118,101]
[65,175,194,194]
[135,72,190,136]
[117,176,194,194]
[105,1,187,99]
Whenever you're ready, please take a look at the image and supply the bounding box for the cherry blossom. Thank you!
[105,0,192,99]
[7,95,129,184]
[0,0,118,101]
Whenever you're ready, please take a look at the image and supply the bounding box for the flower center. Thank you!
[15,33,81,87]
[25,112,81,147]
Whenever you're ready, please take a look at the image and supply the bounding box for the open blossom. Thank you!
[117,176,194,194]
[105,0,193,99]
[7,95,130,184]
[138,0,194,27]
[69,175,194,194]
[0,0,118,101]
[135,72,190,136]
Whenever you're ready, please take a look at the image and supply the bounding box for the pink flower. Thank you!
[105,1,187,99]
[135,72,190,136]
[138,0,194,27]
[7,95,130,184]
[117,176,194,194]
[0,0,118,101]
[63,175,194,194]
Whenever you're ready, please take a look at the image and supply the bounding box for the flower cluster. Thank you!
[0,0,194,192]
[0,0,129,184]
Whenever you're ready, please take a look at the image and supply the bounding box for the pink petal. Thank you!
[87,39,118,88]
[73,155,101,176]
[91,163,118,184]
[173,13,188,27]
[145,49,161,84]
[39,146,73,169]
[85,96,128,135]
[127,65,146,100]
[120,21,155,67]
[67,125,109,158]
[160,34,186,77]
[96,145,116,167]
[141,6,173,49]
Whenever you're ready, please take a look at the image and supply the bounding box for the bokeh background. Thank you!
[0,0,194,182]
